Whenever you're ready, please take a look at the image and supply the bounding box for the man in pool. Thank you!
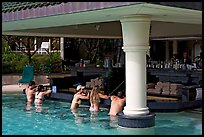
[24,80,37,110]
[25,80,37,104]
[70,85,90,111]
[108,90,126,116]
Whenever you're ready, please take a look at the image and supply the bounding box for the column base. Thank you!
[117,112,155,128]
[123,107,150,116]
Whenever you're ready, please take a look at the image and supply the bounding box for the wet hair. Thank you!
[117,90,125,98]
[36,85,44,92]
[90,86,100,104]
[29,80,35,86]
[36,85,44,95]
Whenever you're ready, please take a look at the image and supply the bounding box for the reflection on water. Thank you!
[2,94,202,135]
[154,112,202,135]
[71,109,87,124]
[90,111,98,121]
[117,126,155,135]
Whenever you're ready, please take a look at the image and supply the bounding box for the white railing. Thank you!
[13,50,61,54]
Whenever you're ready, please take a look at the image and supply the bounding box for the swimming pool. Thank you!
[2,94,202,135]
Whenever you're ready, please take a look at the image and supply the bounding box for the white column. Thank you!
[60,37,64,60]
[49,39,51,53]
[120,15,151,116]
[20,38,22,47]
[34,37,37,51]
[173,40,178,54]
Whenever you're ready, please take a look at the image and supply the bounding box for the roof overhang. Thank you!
[2,2,202,38]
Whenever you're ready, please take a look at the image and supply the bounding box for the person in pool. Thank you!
[25,80,37,104]
[34,85,52,105]
[108,90,126,116]
[25,80,37,110]
[89,85,109,112]
[70,85,90,111]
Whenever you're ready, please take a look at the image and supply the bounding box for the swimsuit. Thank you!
[90,97,100,112]
[89,106,97,112]
[75,99,81,105]
[35,98,45,101]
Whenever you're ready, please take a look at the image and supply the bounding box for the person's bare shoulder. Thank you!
[32,90,36,94]
[111,96,117,100]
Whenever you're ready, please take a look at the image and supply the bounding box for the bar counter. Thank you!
[147,68,202,85]
[70,66,111,77]
[47,67,201,95]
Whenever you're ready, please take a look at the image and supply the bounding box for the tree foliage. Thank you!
[75,38,123,63]
[2,36,62,74]
[2,35,43,65]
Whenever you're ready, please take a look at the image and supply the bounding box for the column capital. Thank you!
[122,46,150,52]
[120,14,151,23]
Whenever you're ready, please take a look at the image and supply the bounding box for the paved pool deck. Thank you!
[2,83,50,94]
[2,84,27,94]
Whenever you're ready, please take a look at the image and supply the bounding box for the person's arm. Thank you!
[99,93,109,99]
[79,93,89,100]
[25,88,28,95]
[99,90,105,94]
[43,89,52,95]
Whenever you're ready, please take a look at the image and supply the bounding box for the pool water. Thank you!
[2,94,202,135]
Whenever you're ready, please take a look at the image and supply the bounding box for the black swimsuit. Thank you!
[35,98,45,101]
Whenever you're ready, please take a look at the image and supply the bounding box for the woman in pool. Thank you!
[34,85,52,105]
[89,85,109,112]
[70,85,90,111]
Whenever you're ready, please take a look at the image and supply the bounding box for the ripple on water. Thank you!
[2,94,202,135]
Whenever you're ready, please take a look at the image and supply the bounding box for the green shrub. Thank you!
[14,56,28,73]
[2,52,62,74]
[32,52,62,74]
[48,52,62,73]
[2,54,28,74]
[2,38,62,74]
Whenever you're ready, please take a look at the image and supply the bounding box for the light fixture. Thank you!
[95,25,100,31]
